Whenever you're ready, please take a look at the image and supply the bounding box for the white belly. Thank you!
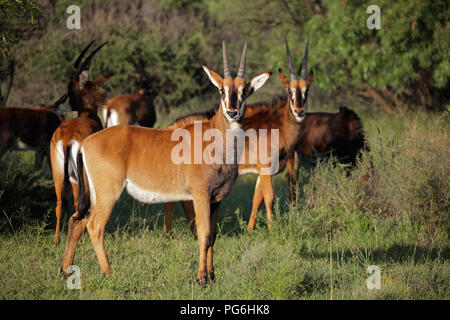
[125,179,193,204]
[238,168,259,176]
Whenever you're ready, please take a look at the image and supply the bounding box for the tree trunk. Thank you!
[382,88,403,109]
[356,84,394,113]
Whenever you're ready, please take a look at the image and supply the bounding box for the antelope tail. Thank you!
[76,151,90,220]
[61,144,72,213]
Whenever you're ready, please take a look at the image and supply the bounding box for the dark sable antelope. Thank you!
[61,41,271,285]
[0,72,67,170]
[50,41,111,244]
[165,38,313,234]
[101,88,156,128]
[286,106,369,202]
[0,105,64,170]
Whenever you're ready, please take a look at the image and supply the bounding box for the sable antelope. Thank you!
[0,102,65,170]
[165,38,313,234]
[101,89,156,128]
[50,41,111,244]
[61,41,271,285]
[0,59,65,170]
[287,106,368,201]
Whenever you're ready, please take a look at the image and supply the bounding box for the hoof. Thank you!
[197,273,208,287]
[208,271,215,283]
[60,267,70,279]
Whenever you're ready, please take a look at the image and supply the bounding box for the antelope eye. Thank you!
[288,90,293,100]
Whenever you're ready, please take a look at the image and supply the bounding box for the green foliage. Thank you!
[0,104,448,299]
[4,0,448,111]
[0,0,41,57]
[304,0,449,108]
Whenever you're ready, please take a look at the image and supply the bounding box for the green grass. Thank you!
[0,103,449,300]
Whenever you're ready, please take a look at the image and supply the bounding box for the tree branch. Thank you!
[356,84,394,113]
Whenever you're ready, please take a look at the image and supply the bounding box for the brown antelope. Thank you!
[101,89,156,128]
[50,40,111,244]
[0,97,66,171]
[0,58,66,170]
[164,38,313,234]
[287,106,369,202]
[60,41,271,285]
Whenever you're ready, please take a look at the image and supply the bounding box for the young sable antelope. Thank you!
[61,41,271,285]
[50,41,111,244]
[165,38,313,234]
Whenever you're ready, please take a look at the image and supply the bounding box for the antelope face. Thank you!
[280,38,313,123]
[203,41,271,123]
[280,72,314,122]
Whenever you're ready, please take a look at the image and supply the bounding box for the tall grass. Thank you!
[0,106,448,299]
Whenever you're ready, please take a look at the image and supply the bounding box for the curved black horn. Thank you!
[300,38,310,81]
[222,41,231,78]
[285,36,296,81]
[50,92,68,109]
[236,40,248,78]
[72,40,95,77]
[78,41,108,75]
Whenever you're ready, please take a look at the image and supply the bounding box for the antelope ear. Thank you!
[92,73,113,86]
[202,65,223,89]
[79,70,89,89]
[279,68,290,89]
[306,70,314,86]
[249,71,272,93]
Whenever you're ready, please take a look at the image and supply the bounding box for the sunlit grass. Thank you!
[0,106,448,299]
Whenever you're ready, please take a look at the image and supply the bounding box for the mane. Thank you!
[167,104,219,129]
[244,96,287,117]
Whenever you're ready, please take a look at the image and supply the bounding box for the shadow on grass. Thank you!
[296,242,449,265]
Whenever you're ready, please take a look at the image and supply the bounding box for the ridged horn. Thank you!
[300,38,310,81]
[72,40,95,78]
[50,92,68,109]
[285,36,296,81]
[236,40,248,78]
[222,41,231,78]
[78,41,108,75]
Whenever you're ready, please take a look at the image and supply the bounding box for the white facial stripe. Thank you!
[290,88,297,113]
[224,87,230,109]
[238,86,245,113]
